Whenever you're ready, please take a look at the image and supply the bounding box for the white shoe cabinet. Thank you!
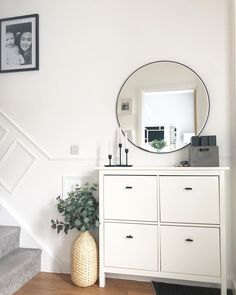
[97,167,228,295]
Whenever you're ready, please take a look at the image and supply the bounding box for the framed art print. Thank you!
[0,14,39,73]
[118,98,133,115]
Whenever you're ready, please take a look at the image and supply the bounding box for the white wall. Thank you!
[0,0,232,162]
[0,0,233,281]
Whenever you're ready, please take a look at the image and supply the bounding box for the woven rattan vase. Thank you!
[71,231,98,287]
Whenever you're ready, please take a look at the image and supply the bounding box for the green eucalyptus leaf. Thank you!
[80,225,86,232]
[66,205,73,212]
[75,219,81,226]
[81,211,87,217]
[84,217,89,223]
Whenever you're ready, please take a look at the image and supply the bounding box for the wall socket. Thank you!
[70,144,79,155]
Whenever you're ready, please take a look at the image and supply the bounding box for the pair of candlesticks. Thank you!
[105,143,132,167]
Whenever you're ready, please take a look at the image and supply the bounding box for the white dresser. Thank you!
[97,167,229,295]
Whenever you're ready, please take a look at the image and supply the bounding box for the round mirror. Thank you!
[116,61,210,153]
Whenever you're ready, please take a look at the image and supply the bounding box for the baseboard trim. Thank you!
[60,261,71,274]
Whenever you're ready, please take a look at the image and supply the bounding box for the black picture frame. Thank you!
[0,14,39,73]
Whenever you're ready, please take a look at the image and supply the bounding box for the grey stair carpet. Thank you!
[0,226,20,259]
[0,225,42,295]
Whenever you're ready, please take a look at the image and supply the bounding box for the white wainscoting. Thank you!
[0,123,8,145]
[0,140,36,193]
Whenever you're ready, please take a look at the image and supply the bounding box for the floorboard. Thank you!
[14,272,155,295]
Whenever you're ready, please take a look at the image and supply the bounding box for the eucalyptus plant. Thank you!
[51,183,99,234]
[150,139,167,151]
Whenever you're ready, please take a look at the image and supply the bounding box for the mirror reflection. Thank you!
[117,61,209,153]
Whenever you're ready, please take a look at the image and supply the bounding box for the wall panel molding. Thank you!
[0,109,98,161]
[0,109,50,158]
[0,140,37,193]
[0,123,8,145]
[0,109,232,163]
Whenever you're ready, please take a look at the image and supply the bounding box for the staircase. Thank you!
[0,226,42,295]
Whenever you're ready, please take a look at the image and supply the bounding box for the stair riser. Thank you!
[0,250,41,295]
[0,229,20,259]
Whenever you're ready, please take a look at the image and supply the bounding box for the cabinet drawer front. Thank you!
[160,176,219,224]
[104,175,157,221]
[160,226,220,277]
[104,223,158,271]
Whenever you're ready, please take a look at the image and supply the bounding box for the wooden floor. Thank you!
[15,273,155,295]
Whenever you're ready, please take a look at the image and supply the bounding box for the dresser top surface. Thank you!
[96,166,229,171]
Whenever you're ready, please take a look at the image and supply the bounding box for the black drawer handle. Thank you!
[125,186,133,189]
[126,235,133,239]
[185,238,193,242]
[199,148,209,152]
[185,187,192,190]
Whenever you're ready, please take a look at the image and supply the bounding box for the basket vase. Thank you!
[71,231,98,287]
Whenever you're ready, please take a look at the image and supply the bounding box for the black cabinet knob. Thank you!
[126,235,133,239]
[185,238,193,242]
[125,186,133,189]
[185,187,192,190]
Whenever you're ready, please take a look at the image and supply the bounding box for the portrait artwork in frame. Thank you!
[118,98,133,115]
[0,14,39,73]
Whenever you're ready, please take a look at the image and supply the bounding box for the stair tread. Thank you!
[0,247,42,277]
[0,226,20,238]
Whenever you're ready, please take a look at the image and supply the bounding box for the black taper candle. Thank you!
[119,143,122,166]
[108,154,112,166]
[125,148,129,166]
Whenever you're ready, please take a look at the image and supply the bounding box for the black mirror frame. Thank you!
[116,60,210,154]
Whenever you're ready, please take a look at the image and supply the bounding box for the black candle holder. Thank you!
[104,141,133,167]
[115,144,133,167]
[104,154,116,167]
[125,148,133,167]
